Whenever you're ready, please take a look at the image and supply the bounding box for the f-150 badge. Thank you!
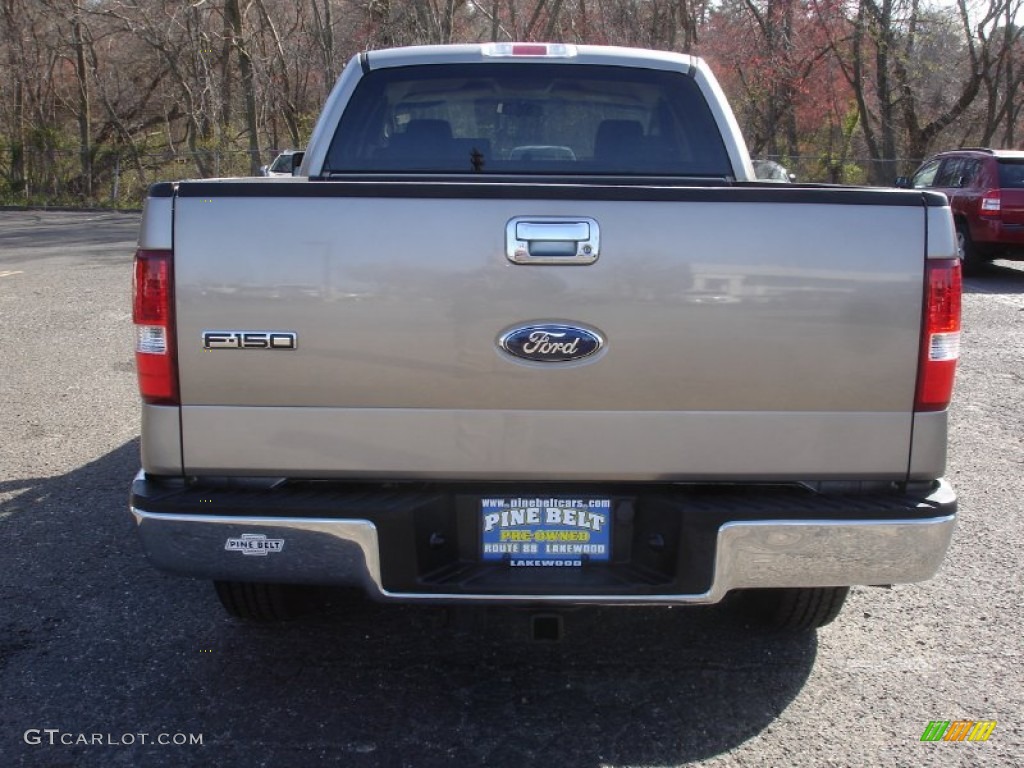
[499,324,603,363]
[203,331,297,350]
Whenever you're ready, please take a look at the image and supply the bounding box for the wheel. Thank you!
[213,580,318,621]
[955,222,983,275]
[730,586,849,631]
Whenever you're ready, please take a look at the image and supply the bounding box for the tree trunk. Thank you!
[255,0,300,147]
[312,0,336,96]
[2,0,27,196]
[71,0,92,197]
[1004,2,1015,146]
[874,0,897,185]
[225,0,261,175]
[220,9,233,130]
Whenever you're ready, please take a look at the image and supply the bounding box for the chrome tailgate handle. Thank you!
[506,217,600,265]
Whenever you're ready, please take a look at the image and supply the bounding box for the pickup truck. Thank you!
[130,43,961,632]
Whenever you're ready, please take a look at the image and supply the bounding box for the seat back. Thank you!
[593,120,645,162]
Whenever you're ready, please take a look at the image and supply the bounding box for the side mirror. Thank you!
[894,176,912,189]
[290,152,305,175]
[259,165,269,177]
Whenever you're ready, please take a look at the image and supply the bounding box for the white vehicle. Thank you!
[752,159,795,182]
[259,149,303,177]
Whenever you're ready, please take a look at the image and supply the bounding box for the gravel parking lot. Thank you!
[0,210,1021,767]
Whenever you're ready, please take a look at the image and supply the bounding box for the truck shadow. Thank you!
[963,260,1024,292]
[2,439,814,767]
[253,597,818,765]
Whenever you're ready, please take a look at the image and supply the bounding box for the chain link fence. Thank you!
[0,146,292,208]
[1,146,927,208]
[753,155,923,185]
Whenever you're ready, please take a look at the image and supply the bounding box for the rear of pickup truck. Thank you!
[130,44,960,630]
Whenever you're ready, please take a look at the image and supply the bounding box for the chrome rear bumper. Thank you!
[130,477,956,605]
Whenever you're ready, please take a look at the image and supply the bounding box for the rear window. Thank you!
[997,159,1024,188]
[322,64,733,177]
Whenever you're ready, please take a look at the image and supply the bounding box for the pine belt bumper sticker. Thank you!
[224,533,284,556]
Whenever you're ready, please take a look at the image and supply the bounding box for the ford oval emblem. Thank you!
[499,324,604,363]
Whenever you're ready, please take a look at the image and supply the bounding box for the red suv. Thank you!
[898,148,1024,272]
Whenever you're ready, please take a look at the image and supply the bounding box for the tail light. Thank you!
[979,189,1001,218]
[915,259,961,411]
[133,249,178,405]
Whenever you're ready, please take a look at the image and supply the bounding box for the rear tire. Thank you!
[956,222,984,275]
[731,586,849,631]
[213,580,317,621]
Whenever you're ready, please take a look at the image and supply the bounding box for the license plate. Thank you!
[480,497,612,566]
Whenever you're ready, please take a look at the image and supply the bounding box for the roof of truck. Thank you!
[361,43,700,74]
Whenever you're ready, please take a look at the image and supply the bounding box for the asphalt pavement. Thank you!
[0,210,1021,767]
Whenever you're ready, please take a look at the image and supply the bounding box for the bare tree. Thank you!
[253,0,300,147]
[894,0,1010,162]
[3,0,1022,205]
[310,0,337,97]
[70,1,93,195]
[96,1,219,176]
[822,0,1019,180]
[977,0,1024,146]
[1,0,29,196]
[225,0,261,174]
[591,0,706,48]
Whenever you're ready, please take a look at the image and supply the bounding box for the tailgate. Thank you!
[172,182,929,481]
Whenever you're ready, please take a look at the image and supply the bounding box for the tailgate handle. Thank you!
[506,217,600,265]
